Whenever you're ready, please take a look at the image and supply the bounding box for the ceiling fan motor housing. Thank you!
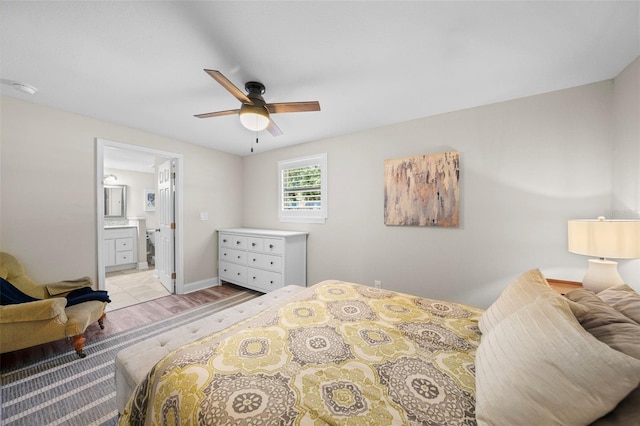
[240,82,270,131]
[245,81,265,93]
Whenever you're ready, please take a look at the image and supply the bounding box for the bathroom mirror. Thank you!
[104,185,127,218]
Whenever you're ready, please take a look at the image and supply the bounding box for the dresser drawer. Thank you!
[115,251,134,264]
[219,261,247,284]
[248,252,282,272]
[220,248,247,265]
[248,268,282,292]
[115,237,134,252]
[247,237,264,252]
[218,228,307,292]
[263,238,284,255]
[220,234,247,250]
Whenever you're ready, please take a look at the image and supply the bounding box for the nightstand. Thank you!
[547,279,582,295]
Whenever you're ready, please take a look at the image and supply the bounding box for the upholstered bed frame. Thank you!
[115,285,305,413]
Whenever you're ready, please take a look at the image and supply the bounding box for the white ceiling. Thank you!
[1,1,638,159]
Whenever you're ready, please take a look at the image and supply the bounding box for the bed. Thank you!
[119,273,640,425]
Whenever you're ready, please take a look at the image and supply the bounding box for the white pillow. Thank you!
[478,269,587,334]
[475,296,640,426]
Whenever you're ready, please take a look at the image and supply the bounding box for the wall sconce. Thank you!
[568,216,640,292]
[103,174,118,184]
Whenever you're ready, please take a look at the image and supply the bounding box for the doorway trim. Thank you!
[96,138,185,294]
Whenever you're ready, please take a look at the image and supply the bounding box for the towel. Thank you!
[65,287,111,306]
[0,277,110,306]
[46,277,93,296]
[0,277,40,305]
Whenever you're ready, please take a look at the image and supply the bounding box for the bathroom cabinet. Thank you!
[104,226,138,272]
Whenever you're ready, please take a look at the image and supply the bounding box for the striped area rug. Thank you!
[1,289,260,425]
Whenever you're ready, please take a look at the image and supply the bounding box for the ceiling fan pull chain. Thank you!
[250,133,259,153]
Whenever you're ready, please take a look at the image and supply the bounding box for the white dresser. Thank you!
[218,228,308,293]
[104,226,138,272]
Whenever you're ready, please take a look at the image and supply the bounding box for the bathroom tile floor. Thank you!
[105,268,170,311]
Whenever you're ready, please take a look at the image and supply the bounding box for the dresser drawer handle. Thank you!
[223,239,227,243]
[270,280,274,284]
[252,243,256,247]
[236,241,241,245]
[223,269,227,272]
[223,253,227,256]
[237,272,241,276]
[252,276,256,280]
[237,256,241,259]
[269,244,274,249]
[252,258,256,262]
[270,261,274,265]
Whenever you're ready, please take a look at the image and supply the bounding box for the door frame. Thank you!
[96,138,185,294]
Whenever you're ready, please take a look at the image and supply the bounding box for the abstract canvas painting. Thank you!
[384,151,460,227]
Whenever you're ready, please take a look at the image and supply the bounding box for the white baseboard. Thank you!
[183,276,220,294]
[137,261,149,270]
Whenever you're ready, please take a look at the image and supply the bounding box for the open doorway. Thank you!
[96,139,184,308]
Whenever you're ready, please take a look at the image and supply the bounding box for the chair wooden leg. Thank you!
[98,312,106,330]
[72,334,87,358]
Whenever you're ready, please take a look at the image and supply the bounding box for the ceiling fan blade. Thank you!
[204,69,251,104]
[194,109,239,119]
[265,101,321,114]
[267,119,283,137]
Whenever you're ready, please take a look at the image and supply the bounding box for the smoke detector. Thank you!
[12,82,37,95]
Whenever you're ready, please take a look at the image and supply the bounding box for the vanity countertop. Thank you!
[104,225,137,229]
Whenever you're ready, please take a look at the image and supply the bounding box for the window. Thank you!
[278,153,327,223]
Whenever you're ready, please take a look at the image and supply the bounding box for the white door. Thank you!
[156,159,175,293]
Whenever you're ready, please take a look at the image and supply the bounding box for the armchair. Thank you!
[0,252,108,358]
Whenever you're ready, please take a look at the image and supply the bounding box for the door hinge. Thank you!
[170,223,176,230]
[171,272,176,279]
[171,172,176,179]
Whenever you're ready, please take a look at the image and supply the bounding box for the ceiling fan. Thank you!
[195,69,321,137]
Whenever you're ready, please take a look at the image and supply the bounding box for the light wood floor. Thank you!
[0,283,249,371]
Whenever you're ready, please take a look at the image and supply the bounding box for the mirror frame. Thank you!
[104,184,127,218]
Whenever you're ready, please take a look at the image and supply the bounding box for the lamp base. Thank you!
[581,259,624,293]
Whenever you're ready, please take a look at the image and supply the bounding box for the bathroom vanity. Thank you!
[104,226,138,272]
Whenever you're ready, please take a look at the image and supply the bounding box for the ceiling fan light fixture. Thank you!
[239,103,270,131]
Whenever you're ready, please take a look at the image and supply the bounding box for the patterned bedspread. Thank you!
[120,280,483,425]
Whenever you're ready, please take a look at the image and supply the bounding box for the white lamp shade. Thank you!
[239,104,270,131]
[568,218,640,259]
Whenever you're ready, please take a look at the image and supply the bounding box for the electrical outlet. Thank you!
[374,280,382,289]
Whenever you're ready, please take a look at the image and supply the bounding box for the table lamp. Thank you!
[568,216,640,292]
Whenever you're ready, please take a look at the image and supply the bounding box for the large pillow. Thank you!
[475,296,640,426]
[478,269,587,334]
[564,289,640,425]
[565,289,640,358]
[597,284,640,324]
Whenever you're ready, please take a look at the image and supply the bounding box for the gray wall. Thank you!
[612,57,640,282]
[0,98,243,286]
[1,57,637,308]
[242,72,637,308]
